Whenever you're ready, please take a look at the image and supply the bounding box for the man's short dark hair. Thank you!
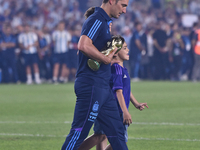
[103,0,120,4]
[193,22,198,28]
[23,23,30,27]
[134,21,141,27]
[103,0,109,3]
[59,20,65,25]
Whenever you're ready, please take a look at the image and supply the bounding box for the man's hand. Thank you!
[26,45,31,50]
[135,103,149,111]
[123,111,132,126]
[103,47,118,64]
[111,59,120,66]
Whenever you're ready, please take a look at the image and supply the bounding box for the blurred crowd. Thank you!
[0,0,200,84]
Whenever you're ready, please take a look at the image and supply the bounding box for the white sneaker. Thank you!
[35,79,42,84]
[64,78,69,83]
[26,79,33,85]
[131,77,141,82]
[180,74,188,81]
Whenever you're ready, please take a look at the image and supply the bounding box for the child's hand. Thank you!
[123,111,132,126]
[136,103,149,111]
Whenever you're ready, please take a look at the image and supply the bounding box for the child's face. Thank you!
[118,42,129,61]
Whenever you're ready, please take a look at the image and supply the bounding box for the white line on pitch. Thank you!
[131,122,200,126]
[0,121,200,126]
[129,137,200,142]
[0,133,59,137]
[0,133,200,142]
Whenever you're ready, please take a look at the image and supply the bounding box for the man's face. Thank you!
[4,27,12,35]
[111,0,129,18]
[25,26,30,32]
[137,24,142,31]
[58,23,65,31]
[17,25,24,33]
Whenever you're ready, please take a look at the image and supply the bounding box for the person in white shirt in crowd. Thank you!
[52,21,72,83]
[18,24,41,84]
[146,28,155,79]
[36,26,52,82]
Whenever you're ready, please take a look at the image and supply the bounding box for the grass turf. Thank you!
[0,82,200,150]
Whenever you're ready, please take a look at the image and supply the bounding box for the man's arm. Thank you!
[135,39,144,51]
[32,41,39,48]
[130,92,149,110]
[192,33,198,49]
[153,39,164,53]
[78,35,117,64]
[19,43,27,50]
[0,42,16,48]
[27,41,39,51]
[116,89,132,126]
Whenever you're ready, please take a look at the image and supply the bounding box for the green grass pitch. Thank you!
[0,82,200,150]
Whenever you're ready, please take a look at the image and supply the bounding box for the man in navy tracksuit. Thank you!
[61,0,129,150]
[0,24,18,83]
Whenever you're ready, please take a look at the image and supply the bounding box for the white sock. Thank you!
[53,76,57,81]
[59,77,64,81]
[34,73,40,81]
[64,77,68,83]
[27,74,32,81]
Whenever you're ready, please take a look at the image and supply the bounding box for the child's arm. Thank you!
[130,92,149,110]
[116,89,132,126]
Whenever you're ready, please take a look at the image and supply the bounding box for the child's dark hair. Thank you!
[84,7,95,19]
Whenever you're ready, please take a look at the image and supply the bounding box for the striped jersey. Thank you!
[110,63,131,113]
[18,32,38,54]
[52,30,71,53]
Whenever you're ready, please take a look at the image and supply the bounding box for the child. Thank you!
[78,35,149,150]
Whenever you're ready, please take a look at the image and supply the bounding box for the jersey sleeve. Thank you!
[81,18,103,42]
[45,34,51,44]
[52,31,56,41]
[134,32,140,40]
[18,34,23,44]
[111,64,123,92]
[66,31,72,42]
[33,33,38,42]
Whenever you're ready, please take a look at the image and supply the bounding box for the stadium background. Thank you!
[0,0,200,83]
[0,1,200,150]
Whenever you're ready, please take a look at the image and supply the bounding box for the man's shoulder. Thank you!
[133,30,139,38]
[28,32,37,36]
[52,30,59,35]
[18,33,26,39]
[85,12,105,25]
